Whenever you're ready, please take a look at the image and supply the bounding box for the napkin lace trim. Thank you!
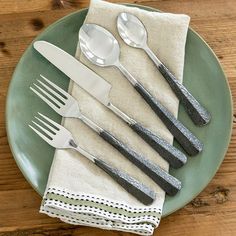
[43,198,160,225]
[42,187,161,226]
[47,187,162,213]
[41,208,155,235]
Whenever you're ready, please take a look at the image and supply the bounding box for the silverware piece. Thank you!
[117,12,211,126]
[29,112,156,205]
[33,41,187,168]
[30,75,182,195]
[78,24,203,156]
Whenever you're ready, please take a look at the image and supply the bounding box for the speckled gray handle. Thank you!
[158,63,211,126]
[130,122,187,168]
[100,130,181,195]
[94,158,156,205]
[134,82,203,156]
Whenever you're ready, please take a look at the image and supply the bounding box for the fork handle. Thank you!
[134,82,203,156]
[100,130,181,195]
[94,158,156,205]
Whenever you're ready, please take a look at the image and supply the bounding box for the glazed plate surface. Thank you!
[6,5,232,216]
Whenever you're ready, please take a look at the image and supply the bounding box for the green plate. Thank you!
[6,5,232,217]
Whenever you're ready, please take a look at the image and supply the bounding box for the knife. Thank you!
[33,40,187,169]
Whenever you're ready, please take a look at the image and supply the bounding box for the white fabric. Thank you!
[41,0,190,235]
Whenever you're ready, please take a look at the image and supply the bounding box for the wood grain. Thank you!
[0,0,235,235]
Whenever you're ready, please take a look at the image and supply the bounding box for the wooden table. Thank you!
[0,0,235,235]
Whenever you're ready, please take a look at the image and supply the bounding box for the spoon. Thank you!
[79,23,203,156]
[117,12,211,127]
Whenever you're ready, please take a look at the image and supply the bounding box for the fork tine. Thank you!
[30,86,60,112]
[33,83,62,107]
[38,112,62,130]
[40,75,69,100]
[37,79,67,103]
[32,120,55,138]
[35,116,58,133]
[29,124,52,142]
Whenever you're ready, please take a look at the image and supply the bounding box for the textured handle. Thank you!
[94,158,156,205]
[130,122,187,168]
[100,130,181,195]
[158,63,211,126]
[134,82,203,156]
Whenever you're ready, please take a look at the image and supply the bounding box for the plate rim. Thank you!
[5,4,233,217]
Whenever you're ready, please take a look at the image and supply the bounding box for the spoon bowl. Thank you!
[79,24,120,67]
[78,23,203,155]
[117,12,147,48]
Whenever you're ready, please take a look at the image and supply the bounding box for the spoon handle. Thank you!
[145,47,211,126]
[94,158,156,205]
[100,130,182,195]
[108,103,187,168]
[117,64,203,156]
[134,82,203,156]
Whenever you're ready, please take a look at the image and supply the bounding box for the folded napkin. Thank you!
[40,0,190,234]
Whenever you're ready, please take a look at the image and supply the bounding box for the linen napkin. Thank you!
[40,0,190,235]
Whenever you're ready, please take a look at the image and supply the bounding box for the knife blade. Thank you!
[33,40,187,169]
[34,41,111,106]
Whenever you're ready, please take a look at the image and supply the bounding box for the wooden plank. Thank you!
[0,9,76,40]
[0,0,87,15]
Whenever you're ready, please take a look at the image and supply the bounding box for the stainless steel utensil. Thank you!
[117,12,211,126]
[30,75,182,195]
[78,24,203,156]
[29,113,156,205]
[33,41,187,168]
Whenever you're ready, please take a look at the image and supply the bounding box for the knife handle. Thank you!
[94,158,156,205]
[130,122,187,168]
[134,82,203,156]
[158,63,211,126]
[108,103,187,168]
[100,130,181,195]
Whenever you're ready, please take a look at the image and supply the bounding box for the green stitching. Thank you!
[44,193,160,219]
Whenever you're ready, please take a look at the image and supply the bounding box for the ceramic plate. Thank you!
[6,5,232,216]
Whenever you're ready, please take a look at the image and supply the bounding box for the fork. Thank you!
[30,75,182,196]
[29,113,156,205]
